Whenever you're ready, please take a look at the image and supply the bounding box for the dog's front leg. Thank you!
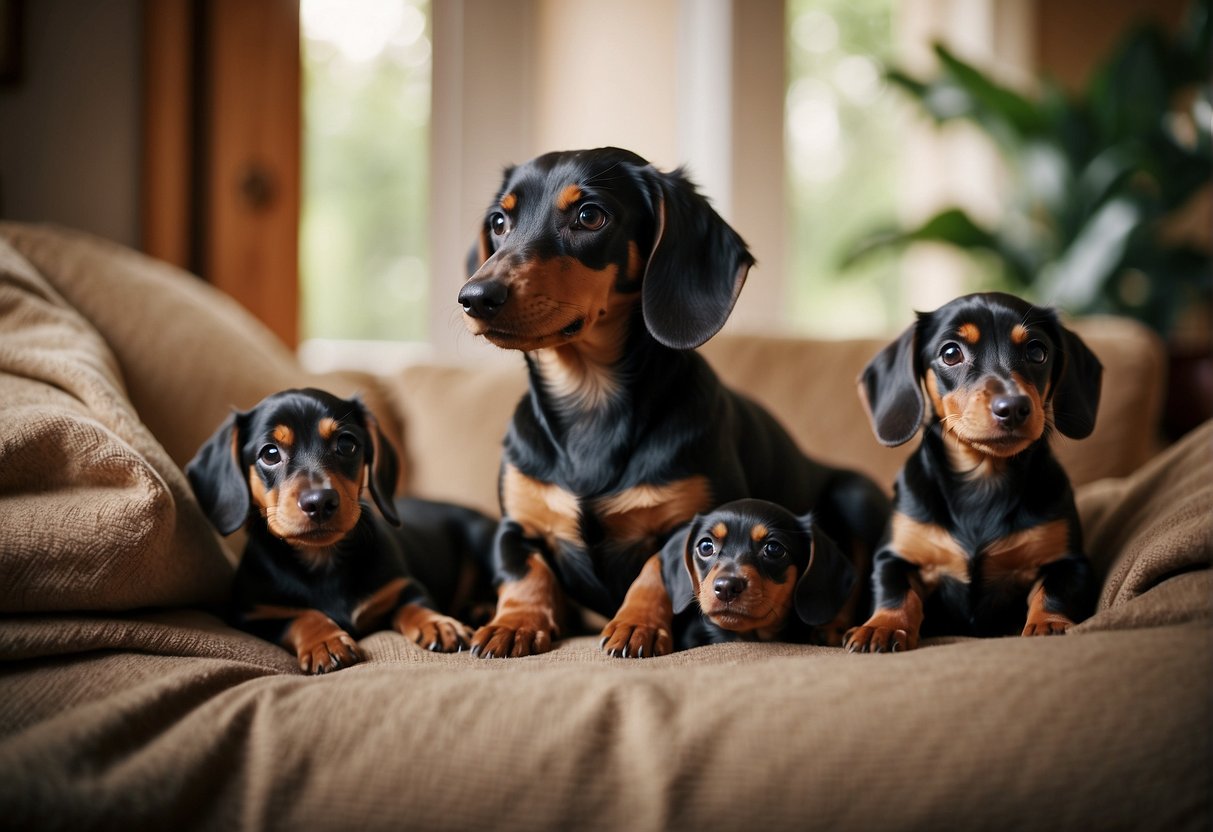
[600,554,674,658]
[471,521,562,658]
[1022,553,1094,637]
[844,549,924,653]
[244,605,364,673]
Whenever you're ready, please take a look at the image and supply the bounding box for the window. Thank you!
[299,0,431,347]
[786,0,904,337]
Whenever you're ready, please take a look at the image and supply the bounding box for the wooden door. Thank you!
[142,0,301,347]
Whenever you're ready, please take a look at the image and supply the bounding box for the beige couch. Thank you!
[1,224,1209,831]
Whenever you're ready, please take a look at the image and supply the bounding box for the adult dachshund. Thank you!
[458,147,888,658]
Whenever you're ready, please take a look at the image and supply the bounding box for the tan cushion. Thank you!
[0,223,405,491]
[0,224,404,474]
[0,239,231,612]
[0,609,1205,829]
[1077,419,1213,630]
[392,360,526,516]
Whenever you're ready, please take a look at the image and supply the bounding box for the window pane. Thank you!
[300,0,431,342]
[786,0,902,336]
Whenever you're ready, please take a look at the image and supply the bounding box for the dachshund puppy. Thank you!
[187,388,495,673]
[845,293,1102,652]
[459,147,889,659]
[661,500,855,649]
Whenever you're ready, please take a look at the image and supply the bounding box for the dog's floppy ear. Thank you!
[638,166,754,350]
[793,517,856,626]
[660,521,698,614]
[185,411,251,536]
[354,399,401,526]
[859,316,926,447]
[1042,311,1102,439]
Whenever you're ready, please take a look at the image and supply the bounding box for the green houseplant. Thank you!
[846,0,1211,339]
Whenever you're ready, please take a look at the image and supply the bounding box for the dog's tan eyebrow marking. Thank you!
[1011,324,1029,345]
[500,192,517,212]
[556,184,583,211]
[272,425,294,446]
[711,522,728,539]
[750,524,769,542]
[958,323,981,344]
[318,417,339,441]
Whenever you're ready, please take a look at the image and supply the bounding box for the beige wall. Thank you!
[533,0,682,168]
[0,0,141,248]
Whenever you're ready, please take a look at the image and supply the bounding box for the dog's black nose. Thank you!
[991,395,1032,429]
[458,279,508,320]
[713,575,747,603]
[298,488,339,522]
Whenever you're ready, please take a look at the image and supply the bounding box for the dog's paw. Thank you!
[1021,615,1074,637]
[599,617,673,659]
[394,604,473,653]
[296,631,363,674]
[469,608,559,658]
[844,625,914,654]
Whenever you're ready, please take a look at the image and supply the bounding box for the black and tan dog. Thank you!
[458,146,888,658]
[187,388,495,673]
[845,293,1102,653]
[661,499,855,649]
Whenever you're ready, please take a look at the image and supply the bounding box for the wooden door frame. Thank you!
[142,0,300,347]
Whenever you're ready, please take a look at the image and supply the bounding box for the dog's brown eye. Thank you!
[258,445,281,466]
[939,342,964,366]
[334,433,359,456]
[696,538,715,558]
[1025,340,1048,364]
[761,541,786,560]
[575,204,607,231]
[489,212,507,236]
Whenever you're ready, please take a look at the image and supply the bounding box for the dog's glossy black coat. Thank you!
[849,293,1102,649]
[463,148,889,646]
[661,499,855,649]
[186,388,495,648]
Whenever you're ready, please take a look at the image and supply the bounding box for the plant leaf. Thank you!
[841,208,1038,284]
[933,45,1047,139]
[841,208,992,266]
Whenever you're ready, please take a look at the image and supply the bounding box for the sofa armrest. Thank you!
[1076,420,1212,631]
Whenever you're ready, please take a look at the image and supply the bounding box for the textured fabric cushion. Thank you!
[0,239,231,612]
[392,360,526,516]
[1,427,1205,829]
[0,615,1206,829]
[0,224,403,473]
[1078,419,1213,629]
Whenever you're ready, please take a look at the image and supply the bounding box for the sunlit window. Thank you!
[786,0,903,336]
[299,0,431,344]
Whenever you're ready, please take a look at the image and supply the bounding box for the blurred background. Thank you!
[0,0,1208,431]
